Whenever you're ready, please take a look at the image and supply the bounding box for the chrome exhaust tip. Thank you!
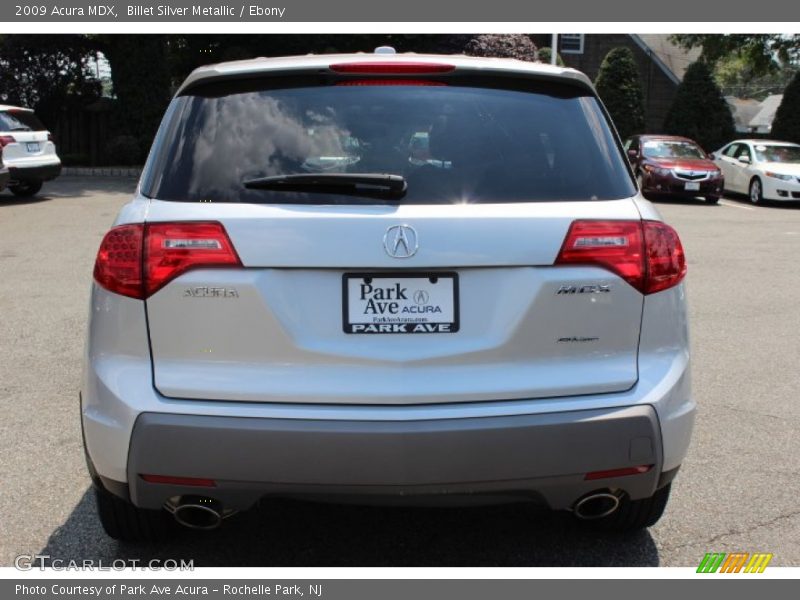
[165,496,230,530]
[573,491,622,520]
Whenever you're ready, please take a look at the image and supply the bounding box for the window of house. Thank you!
[560,34,585,55]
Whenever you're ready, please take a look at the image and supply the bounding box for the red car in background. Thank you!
[624,135,724,204]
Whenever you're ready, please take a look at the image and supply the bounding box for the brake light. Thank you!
[47,133,55,143]
[145,222,241,297]
[336,79,447,86]
[0,135,16,147]
[555,220,686,294]
[93,221,241,299]
[642,220,687,294]
[330,61,455,74]
[93,224,144,299]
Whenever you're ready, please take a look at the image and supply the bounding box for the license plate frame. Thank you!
[26,142,41,153]
[342,272,459,334]
[684,181,701,191]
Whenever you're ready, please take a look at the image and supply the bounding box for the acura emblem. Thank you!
[383,225,418,258]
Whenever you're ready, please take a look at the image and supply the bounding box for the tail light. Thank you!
[93,222,241,300]
[47,133,55,143]
[330,61,455,74]
[555,220,686,294]
[0,135,16,147]
[642,220,688,294]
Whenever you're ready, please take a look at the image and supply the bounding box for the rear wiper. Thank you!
[243,173,407,200]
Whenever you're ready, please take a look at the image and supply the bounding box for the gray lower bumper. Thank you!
[127,405,663,511]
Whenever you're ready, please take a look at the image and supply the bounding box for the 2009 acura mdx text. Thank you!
[81,51,694,541]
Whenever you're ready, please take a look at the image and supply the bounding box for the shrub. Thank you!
[537,47,564,66]
[463,35,538,62]
[771,71,800,144]
[104,135,141,166]
[59,153,91,167]
[594,47,646,141]
[663,61,735,152]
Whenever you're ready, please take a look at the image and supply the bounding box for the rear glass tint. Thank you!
[142,78,636,204]
[0,110,46,132]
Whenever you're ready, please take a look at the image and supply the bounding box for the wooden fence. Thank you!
[50,100,114,167]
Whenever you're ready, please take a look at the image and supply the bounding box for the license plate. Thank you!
[343,272,459,334]
[684,182,701,191]
[26,142,40,153]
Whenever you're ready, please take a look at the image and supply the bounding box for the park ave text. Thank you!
[17,4,286,18]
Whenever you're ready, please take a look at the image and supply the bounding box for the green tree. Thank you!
[671,35,800,75]
[93,35,172,161]
[713,53,798,100]
[594,47,646,141]
[771,71,800,144]
[0,34,100,127]
[663,61,735,152]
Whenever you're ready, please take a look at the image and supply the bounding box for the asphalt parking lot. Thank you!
[1,177,799,567]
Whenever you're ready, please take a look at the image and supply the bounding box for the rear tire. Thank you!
[9,180,43,197]
[579,483,671,532]
[94,483,174,542]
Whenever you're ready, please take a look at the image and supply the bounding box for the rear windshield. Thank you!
[0,110,46,132]
[142,78,636,204]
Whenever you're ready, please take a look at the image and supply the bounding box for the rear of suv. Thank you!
[0,105,61,197]
[82,52,694,541]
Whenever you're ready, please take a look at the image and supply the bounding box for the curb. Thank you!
[63,166,142,178]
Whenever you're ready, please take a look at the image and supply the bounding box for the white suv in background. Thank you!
[82,52,694,541]
[0,105,62,197]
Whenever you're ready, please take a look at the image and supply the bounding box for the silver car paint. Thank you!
[81,54,694,504]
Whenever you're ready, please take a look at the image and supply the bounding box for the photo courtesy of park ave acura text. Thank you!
[1,31,799,569]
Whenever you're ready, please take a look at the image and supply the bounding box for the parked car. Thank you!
[712,139,800,204]
[0,104,62,197]
[624,135,723,204]
[82,51,693,541]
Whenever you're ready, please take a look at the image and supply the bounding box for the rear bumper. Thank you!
[82,282,695,511]
[124,405,664,511]
[8,161,61,182]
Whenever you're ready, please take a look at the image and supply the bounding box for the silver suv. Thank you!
[82,51,694,541]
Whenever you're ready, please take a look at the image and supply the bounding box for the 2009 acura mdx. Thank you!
[81,51,694,541]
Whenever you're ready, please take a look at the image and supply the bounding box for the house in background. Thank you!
[725,97,763,133]
[540,34,701,133]
[747,94,783,134]
[724,94,783,134]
